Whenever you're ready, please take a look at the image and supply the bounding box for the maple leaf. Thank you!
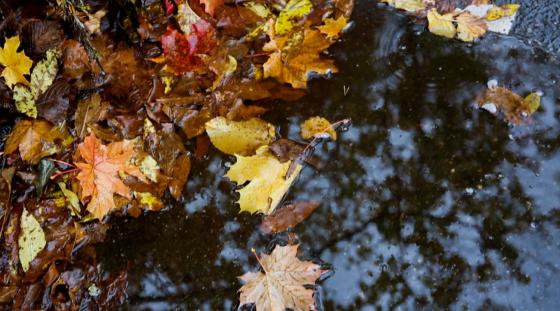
[318,16,348,39]
[75,133,145,220]
[199,0,223,17]
[263,21,337,89]
[275,0,313,36]
[225,146,302,214]
[161,21,216,74]
[205,117,276,156]
[0,36,33,89]
[238,244,326,311]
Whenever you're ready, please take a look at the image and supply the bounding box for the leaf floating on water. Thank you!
[0,36,33,89]
[238,244,326,311]
[226,146,302,214]
[476,86,540,125]
[260,201,320,234]
[427,9,456,39]
[300,116,337,140]
[18,208,46,272]
[205,117,276,156]
[380,0,426,13]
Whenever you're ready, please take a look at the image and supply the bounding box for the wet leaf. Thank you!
[74,93,108,138]
[380,0,426,13]
[4,120,66,164]
[205,117,276,156]
[35,159,56,198]
[226,146,302,214]
[275,0,313,35]
[13,85,36,118]
[18,208,46,272]
[427,9,456,39]
[455,12,487,42]
[168,154,191,199]
[0,167,15,215]
[177,1,202,34]
[75,133,146,220]
[300,116,337,140]
[134,191,164,211]
[264,24,337,88]
[476,86,540,125]
[0,36,33,89]
[58,182,81,217]
[260,201,320,234]
[30,49,59,98]
[139,155,160,183]
[238,244,326,310]
[485,4,520,21]
[318,16,349,39]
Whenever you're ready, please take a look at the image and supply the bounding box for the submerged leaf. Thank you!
[238,244,326,311]
[0,36,33,89]
[205,117,276,156]
[476,86,540,124]
[226,146,302,214]
[260,201,320,234]
[18,208,46,272]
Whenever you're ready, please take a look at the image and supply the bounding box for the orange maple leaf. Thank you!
[75,133,144,220]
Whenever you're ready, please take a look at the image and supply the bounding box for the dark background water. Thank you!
[99,1,560,310]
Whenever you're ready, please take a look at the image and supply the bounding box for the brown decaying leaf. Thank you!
[74,93,109,138]
[260,201,320,234]
[476,86,539,125]
[4,119,67,164]
[238,244,326,311]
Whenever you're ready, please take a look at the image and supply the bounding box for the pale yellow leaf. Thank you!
[427,9,456,39]
[205,117,276,156]
[58,182,82,217]
[13,85,37,118]
[18,208,46,272]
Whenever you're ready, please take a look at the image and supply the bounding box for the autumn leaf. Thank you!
[75,133,146,220]
[18,208,46,272]
[485,4,520,21]
[205,117,276,156]
[199,0,223,17]
[260,201,320,234]
[264,21,337,89]
[275,0,313,35]
[427,9,456,39]
[238,244,326,311]
[177,1,202,34]
[4,119,68,164]
[476,85,540,124]
[74,93,109,138]
[455,11,487,42]
[318,16,349,39]
[226,146,302,214]
[300,116,337,140]
[0,36,33,89]
[380,0,426,13]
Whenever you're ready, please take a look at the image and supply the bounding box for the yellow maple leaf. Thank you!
[75,133,146,220]
[226,146,302,214]
[238,244,326,311]
[205,117,276,156]
[0,36,33,89]
[455,12,488,42]
[275,0,313,35]
[427,9,456,39]
[317,16,348,39]
[263,21,337,89]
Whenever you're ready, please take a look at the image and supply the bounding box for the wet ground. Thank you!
[99,1,560,310]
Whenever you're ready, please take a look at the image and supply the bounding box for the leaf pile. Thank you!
[0,0,353,309]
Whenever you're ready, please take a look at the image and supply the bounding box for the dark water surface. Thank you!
[99,2,560,310]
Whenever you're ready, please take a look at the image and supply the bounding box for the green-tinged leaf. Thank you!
[275,0,313,35]
[58,182,81,217]
[13,85,37,118]
[18,208,46,272]
[35,159,56,198]
[30,49,59,97]
[523,92,541,114]
[205,117,276,156]
[244,2,271,18]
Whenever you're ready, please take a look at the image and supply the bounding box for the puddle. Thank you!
[99,2,560,310]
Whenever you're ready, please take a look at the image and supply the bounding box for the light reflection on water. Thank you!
[100,2,560,310]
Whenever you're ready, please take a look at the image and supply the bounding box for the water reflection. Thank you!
[99,2,560,310]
